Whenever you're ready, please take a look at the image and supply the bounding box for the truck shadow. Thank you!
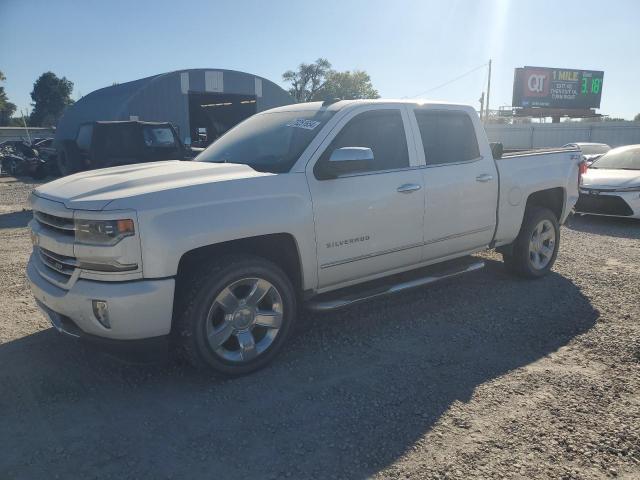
[0,210,32,229]
[0,260,598,479]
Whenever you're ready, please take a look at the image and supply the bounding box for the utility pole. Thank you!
[485,59,492,120]
[478,92,485,120]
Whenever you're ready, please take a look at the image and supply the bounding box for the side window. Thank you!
[320,109,409,173]
[414,110,480,165]
[76,125,93,151]
[100,125,139,158]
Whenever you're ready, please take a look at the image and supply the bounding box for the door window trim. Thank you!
[320,164,425,180]
[424,155,484,169]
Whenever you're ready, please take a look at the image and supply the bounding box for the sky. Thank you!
[1,0,639,119]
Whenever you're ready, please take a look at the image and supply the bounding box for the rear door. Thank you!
[307,105,425,289]
[409,108,498,261]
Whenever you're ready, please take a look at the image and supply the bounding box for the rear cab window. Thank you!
[414,110,480,165]
[143,126,177,147]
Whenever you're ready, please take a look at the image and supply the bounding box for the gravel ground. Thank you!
[0,176,638,479]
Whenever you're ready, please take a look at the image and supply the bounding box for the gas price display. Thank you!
[512,67,604,109]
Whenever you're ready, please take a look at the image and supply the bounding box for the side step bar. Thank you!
[306,259,485,312]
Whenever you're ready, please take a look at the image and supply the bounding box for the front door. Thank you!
[306,107,425,290]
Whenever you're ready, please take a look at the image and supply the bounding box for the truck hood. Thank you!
[581,168,640,190]
[33,160,272,210]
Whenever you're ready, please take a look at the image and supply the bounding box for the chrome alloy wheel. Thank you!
[529,219,556,270]
[205,277,284,363]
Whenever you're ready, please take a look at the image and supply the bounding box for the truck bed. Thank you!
[492,147,581,247]
[501,147,578,158]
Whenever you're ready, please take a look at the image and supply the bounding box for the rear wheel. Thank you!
[176,255,296,376]
[502,206,560,278]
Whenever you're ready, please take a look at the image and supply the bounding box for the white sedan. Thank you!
[576,145,640,219]
[563,142,611,165]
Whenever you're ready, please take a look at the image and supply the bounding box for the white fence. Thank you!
[484,122,640,150]
[0,127,55,143]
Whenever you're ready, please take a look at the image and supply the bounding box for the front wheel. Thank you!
[57,141,81,177]
[502,206,560,278]
[3,158,18,176]
[176,255,297,376]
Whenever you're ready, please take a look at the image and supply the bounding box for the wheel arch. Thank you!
[174,233,305,304]
[524,187,566,221]
[497,186,566,255]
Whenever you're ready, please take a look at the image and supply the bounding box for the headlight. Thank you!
[74,219,135,245]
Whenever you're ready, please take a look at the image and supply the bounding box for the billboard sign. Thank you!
[512,67,604,109]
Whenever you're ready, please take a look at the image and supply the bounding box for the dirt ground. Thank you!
[0,176,638,480]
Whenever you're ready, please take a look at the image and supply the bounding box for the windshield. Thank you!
[195,109,335,173]
[590,146,640,170]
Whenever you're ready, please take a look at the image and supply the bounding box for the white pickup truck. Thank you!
[27,99,582,375]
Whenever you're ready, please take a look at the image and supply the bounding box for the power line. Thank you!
[407,62,490,98]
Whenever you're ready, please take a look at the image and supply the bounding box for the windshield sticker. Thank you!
[286,119,321,130]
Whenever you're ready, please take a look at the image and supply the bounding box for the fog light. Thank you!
[92,300,110,328]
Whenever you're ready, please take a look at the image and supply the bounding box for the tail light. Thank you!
[578,160,588,185]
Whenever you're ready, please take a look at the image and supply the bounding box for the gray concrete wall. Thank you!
[0,127,54,143]
[484,122,640,149]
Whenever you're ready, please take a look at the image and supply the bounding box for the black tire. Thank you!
[46,155,61,177]
[30,163,47,180]
[501,206,560,278]
[3,158,18,176]
[175,254,297,376]
[57,141,81,176]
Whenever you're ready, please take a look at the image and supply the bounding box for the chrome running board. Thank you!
[306,259,485,312]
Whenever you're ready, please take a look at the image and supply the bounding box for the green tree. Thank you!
[282,58,332,102]
[634,113,640,122]
[0,71,17,126]
[9,117,26,127]
[29,71,74,127]
[312,70,379,101]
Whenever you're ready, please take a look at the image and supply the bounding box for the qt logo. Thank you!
[524,70,550,97]
[528,75,546,92]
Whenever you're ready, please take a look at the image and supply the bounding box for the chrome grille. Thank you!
[38,247,77,277]
[33,210,74,236]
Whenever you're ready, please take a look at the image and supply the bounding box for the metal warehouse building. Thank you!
[55,68,294,145]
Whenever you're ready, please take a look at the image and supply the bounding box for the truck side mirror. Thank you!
[316,147,374,180]
[490,142,503,160]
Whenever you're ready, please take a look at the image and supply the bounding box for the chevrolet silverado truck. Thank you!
[27,100,582,375]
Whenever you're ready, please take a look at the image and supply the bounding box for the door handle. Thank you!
[397,183,422,194]
[476,174,494,182]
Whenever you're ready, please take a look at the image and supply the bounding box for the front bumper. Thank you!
[35,299,169,362]
[27,254,176,341]
[575,190,640,219]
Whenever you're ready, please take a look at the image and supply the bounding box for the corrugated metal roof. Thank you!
[55,69,293,142]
